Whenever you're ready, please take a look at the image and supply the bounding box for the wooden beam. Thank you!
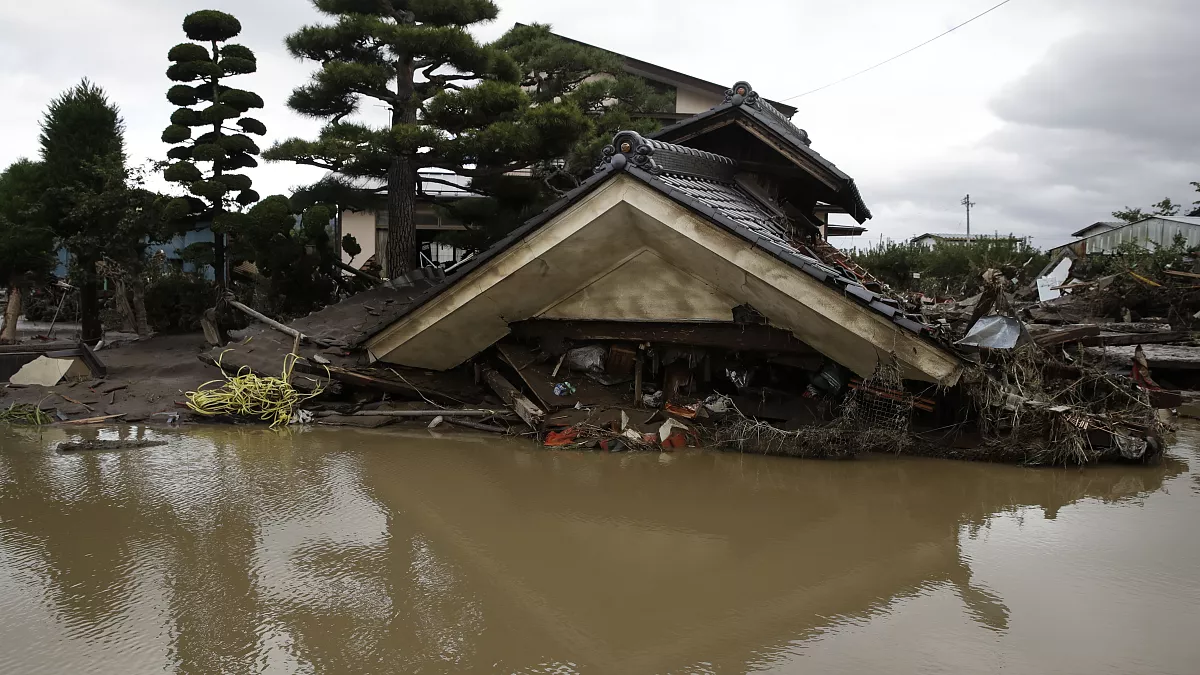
[1034,325,1101,348]
[509,320,819,355]
[1082,331,1193,348]
[481,366,544,429]
[334,259,384,285]
[348,409,505,418]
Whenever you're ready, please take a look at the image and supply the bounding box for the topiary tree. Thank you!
[266,1,590,278]
[162,9,266,287]
[0,160,54,343]
[234,196,340,317]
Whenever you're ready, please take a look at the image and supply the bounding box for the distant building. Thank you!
[909,233,1027,250]
[1070,220,1123,239]
[1051,216,1200,257]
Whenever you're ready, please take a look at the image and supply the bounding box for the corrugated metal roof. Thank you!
[1079,217,1200,254]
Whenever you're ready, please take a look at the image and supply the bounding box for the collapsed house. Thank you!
[203,82,1164,465]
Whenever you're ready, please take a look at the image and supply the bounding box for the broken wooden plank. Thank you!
[496,343,552,410]
[227,300,331,348]
[1081,331,1193,348]
[481,366,544,429]
[59,414,125,425]
[310,365,463,406]
[350,409,505,418]
[509,319,820,355]
[1034,325,1101,348]
[1083,344,1200,369]
[445,417,508,434]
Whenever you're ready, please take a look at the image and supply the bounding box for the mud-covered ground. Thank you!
[2,332,216,423]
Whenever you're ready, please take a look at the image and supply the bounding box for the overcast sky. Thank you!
[2,0,1196,248]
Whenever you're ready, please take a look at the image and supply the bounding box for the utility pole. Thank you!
[961,194,976,243]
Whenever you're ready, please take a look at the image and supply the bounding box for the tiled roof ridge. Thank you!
[723,81,812,147]
[596,130,738,182]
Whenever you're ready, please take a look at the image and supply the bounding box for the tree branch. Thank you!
[430,162,527,178]
[420,176,488,196]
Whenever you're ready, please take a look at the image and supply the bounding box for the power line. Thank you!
[779,0,1017,102]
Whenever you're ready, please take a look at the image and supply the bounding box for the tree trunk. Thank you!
[385,56,419,279]
[0,282,22,345]
[386,156,418,279]
[79,258,102,343]
[130,278,150,337]
[210,41,228,289]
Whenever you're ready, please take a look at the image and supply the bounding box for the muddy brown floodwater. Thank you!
[1,425,1199,675]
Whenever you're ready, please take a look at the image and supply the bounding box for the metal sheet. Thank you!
[955,316,1031,351]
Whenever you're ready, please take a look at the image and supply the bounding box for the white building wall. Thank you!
[675,86,723,114]
[341,210,375,266]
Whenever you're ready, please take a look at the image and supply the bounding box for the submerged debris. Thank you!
[57,439,168,453]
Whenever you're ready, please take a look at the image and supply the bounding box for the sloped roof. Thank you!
[360,131,930,349]
[515,24,798,118]
[651,81,872,223]
[1070,221,1122,238]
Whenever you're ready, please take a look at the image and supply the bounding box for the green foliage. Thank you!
[163,161,202,183]
[190,180,229,201]
[200,103,239,122]
[270,12,671,271]
[191,143,227,162]
[182,10,242,42]
[167,61,223,82]
[220,44,256,62]
[1074,234,1193,280]
[163,10,265,284]
[144,271,216,332]
[215,173,252,191]
[1115,195,1185,223]
[162,124,191,144]
[217,133,260,155]
[220,57,257,76]
[341,233,361,261]
[0,159,54,285]
[233,195,340,317]
[170,107,204,126]
[168,43,210,63]
[167,84,200,106]
[237,118,267,135]
[851,238,1049,296]
[218,88,264,112]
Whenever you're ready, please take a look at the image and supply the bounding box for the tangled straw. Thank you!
[185,351,325,428]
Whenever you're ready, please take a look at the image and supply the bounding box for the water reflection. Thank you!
[0,425,1189,674]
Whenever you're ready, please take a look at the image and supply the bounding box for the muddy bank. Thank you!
[2,333,216,424]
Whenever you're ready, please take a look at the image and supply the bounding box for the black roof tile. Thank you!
[651,81,873,223]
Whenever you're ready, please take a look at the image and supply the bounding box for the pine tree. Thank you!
[437,23,673,250]
[39,80,127,342]
[266,1,589,277]
[0,160,54,344]
[161,9,266,286]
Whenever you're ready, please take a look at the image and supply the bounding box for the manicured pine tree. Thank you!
[0,160,54,344]
[266,0,589,278]
[437,23,674,250]
[38,80,127,342]
[161,9,266,286]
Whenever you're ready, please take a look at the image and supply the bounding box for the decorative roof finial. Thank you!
[724,81,760,108]
[596,131,655,174]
